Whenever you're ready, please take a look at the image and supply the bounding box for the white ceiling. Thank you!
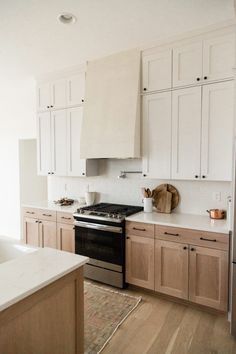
[0,0,234,78]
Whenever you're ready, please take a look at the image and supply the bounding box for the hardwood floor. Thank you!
[102,285,236,354]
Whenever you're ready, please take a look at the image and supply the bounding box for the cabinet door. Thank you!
[37,82,51,112]
[51,110,67,176]
[155,240,189,299]
[142,92,171,179]
[173,41,202,87]
[57,223,75,253]
[37,112,51,175]
[126,235,154,290]
[201,81,234,181]
[23,217,40,247]
[189,246,228,311]
[203,32,234,82]
[40,220,57,249]
[172,87,201,180]
[67,107,86,176]
[142,49,172,92]
[67,72,85,107]
[51,79,67,110]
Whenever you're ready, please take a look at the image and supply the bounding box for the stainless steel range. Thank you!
[73,203,143,288]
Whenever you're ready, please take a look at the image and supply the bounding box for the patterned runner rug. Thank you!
[84,281,141,354]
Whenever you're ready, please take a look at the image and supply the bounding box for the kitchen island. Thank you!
[0,237,88,354]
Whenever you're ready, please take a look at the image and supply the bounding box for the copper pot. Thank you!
[206,209,225,219]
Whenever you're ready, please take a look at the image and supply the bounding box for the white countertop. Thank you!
[0,244,88,311]
[126,211,229,234]
[22,200,85,213]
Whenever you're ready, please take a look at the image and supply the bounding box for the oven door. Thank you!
[74,220,124,266]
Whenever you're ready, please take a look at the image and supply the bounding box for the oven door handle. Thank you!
[74,221,123,234]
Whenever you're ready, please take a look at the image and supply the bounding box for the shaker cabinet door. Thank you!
[201,81,234,181]
[40,220,57,249]
[126,235,154,290]
[51,79,67,110]
[173,41,202,87]
[37,82,51,112]
[67,72,86,107]
[172,86,201,180]
[142,49,172,92]
[51,110,67,176]
[37,112,52,176]
[189,246,228,311]
[57,223,75,253]
[23,217,40,247]
[142,91,171,179]
[67,106,86,176]
[203,32,234,82]
[155,240,189,299]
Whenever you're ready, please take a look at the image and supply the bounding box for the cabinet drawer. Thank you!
[22,207,39,219]
[57,212,74,225]
[126,221,154,238]
[38,209,56,221]
[155,225,229,251]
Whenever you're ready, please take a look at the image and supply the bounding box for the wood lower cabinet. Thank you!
[155,240,189,299]
[57,223,75,253]
[126,235,154,290]
[23,217,41,247]
[40,220,57,249]
[189,246,228,311]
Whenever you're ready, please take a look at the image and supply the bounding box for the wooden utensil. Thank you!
[152,184,180,213]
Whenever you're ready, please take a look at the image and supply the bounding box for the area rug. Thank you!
[84,282,142,354]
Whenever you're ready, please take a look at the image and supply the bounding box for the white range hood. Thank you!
[80,49,141,159]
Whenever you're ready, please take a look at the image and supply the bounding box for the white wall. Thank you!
[0,78,36,238]
[48,159,231,215]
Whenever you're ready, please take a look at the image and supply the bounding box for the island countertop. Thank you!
[0,242,88,312]
[125,211,229,234]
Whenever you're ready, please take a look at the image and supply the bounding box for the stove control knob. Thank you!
[79,209,84,214]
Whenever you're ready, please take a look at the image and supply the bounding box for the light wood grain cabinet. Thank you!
[155,239,189,299]
[189,246,228,311]
[40,220,57,249]
[23,217,41,247]
[126,234,154,290]
[57,223,75,253]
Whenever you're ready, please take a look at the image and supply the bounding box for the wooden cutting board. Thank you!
[153,184,180,213]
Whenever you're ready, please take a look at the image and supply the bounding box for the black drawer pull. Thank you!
[164,232,179,237]
[26,211,35,214]
[200,237,216,242]
[61,216,72,220]
[42,213,52,217]
[133,227,146,232]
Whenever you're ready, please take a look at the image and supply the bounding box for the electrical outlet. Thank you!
[213,192,221,202]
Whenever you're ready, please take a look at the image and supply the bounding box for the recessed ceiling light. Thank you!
[58,13,77,25]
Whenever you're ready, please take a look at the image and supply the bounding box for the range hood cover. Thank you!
[80,49,141,159]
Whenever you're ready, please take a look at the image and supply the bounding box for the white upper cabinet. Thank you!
[51,110,67,176]
[51,79,67,110]
[67,72,85,107]
[172,87,202,180]
[37,71,85,112]
[67,107,86,176]
[37,112,51,175]
[203,33,235,82]
[37,83,51,112]
[173,41,203,87]
[173,32,234,88]
[142,92,171,179]
[201,81,234,181]
[142,49,172,92]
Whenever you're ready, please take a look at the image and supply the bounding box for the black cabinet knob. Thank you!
[195,175,199,179]
[81,99,84,102]
[183,246,187,250]
[50,105,53,108]
[191,247,195,251]
[47,106,50,108]
[48,172,51,175]
[143,88,147,91]
[143,174,147,177]
[204,76,207,80]
[82,173,85,176]
[202,175,206,179]
[196,78,200,81]
[51,172,54,175]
